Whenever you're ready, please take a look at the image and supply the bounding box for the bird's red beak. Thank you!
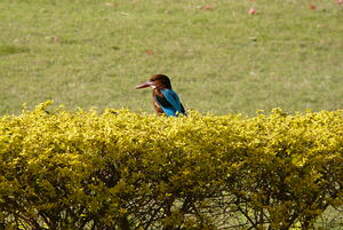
[135,81,153,89]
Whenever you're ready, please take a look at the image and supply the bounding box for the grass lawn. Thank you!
[0,0,342,116]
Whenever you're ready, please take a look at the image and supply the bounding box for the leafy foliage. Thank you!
[0,102,342,229]
[1,0,342,115]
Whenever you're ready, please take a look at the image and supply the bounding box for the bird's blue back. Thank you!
[158,89,186,117]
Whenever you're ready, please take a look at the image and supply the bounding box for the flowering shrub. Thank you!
[0,102,342,230]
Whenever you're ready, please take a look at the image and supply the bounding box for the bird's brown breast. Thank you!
[152,89,164,114]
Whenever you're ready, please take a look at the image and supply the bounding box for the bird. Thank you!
[136,74,186,117]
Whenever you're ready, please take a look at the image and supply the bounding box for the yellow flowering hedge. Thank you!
[0,102,342,230]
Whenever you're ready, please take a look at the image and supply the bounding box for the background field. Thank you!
[0,0,342,115]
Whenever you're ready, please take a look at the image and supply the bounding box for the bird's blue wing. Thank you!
[161,89,182,111]
[154,89,186,116]
[160,89,185,116]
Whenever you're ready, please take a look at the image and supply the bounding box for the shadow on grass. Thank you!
[0,45,29,56]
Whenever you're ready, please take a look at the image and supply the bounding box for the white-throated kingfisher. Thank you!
[136,74,186,117]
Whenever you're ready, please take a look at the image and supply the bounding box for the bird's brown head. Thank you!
[135,74,172,90]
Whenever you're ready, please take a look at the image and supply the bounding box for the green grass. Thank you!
[0,0,342,115]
